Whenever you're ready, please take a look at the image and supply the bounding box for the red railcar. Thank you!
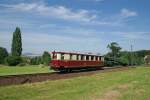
[50,51,104,71]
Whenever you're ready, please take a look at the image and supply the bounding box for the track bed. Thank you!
[0,66,131,86]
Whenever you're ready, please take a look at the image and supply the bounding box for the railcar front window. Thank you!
[53,54,57,60]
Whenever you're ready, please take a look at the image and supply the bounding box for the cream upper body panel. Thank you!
[54,52,103,61]
[64,54,70,60]
[56,54,61,60]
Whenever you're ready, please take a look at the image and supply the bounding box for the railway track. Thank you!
[0,66,132,86]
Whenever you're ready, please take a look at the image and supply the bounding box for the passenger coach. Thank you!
[50,51,104,71]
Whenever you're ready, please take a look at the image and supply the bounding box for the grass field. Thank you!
[0,65,51,76]
[0,66,150,100]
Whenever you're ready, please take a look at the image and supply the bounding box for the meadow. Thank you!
[0,66,150,100]
[0,65,51,76]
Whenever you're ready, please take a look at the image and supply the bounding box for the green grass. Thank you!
[0,65,52,76]
[0,66,150,100]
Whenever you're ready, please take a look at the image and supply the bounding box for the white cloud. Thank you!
[121,8,138,18]
[0,3,139,27]
[107,31,150,40]
[0,3,96,23]
[122,32,150,40]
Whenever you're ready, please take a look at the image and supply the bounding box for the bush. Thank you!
[5,56,22,66]
[17,63,26,66]
[0,47,8,64]
[42,51,51,65]
[22,57,31,65]
[30,56,42,65]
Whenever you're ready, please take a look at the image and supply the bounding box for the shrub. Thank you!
[42,51,51,65]
[5,56,22,66]
[30,56,42,65]
[0,47,9,64]
[22,57,31,65]
[17,63,26,66]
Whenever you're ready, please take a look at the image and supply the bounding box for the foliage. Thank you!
[30,56,42,65]
[0,47,8,64]
[135,50,150,57]
[118,55,129,66]
[119,51,131,65]
[107,42,122,58]
[105,46,147,66]
[104,57,126,67]
[5,56,22,66]
[17,63,26,66]
[21,57,31,65]
[11,27,22,56]
[119,51,144,65]
[42,51,51,65]
[133,52,142,65]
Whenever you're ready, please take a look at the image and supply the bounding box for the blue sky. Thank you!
[0,0,150,54]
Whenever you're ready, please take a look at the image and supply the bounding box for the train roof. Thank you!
[52,51,103,57]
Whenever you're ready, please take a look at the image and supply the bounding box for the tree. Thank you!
[30,56,42,65]
[11,27,22,56]
[107,42,122,59]
[42,51,51,65]
[119,51,130,65]
[0,47,9,64]
[119,51,144,66]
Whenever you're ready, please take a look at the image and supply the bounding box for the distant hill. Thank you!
[23,53,42,57]
[135,50,150,57]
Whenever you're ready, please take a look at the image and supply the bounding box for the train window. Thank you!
[52,53,57,60]
[97,57,99,60]
[93,56,95,61]
[86,56,89,61]
[81,55,84,60]
[99,57,101,61]
[64,54,70,60]
[91,56,94,61]
[78,55,81,60]
[70,54,72,60]
[61,54,64,60]
[71,55,77,60]
[77,55,79,60]
[95,56,98,61]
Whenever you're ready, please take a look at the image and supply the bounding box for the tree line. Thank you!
[105,42,150,66]
[0,27,51,66]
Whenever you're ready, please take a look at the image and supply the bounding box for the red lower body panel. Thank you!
[51,60,104,70]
